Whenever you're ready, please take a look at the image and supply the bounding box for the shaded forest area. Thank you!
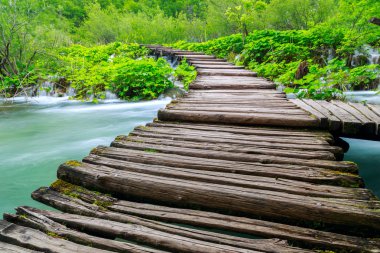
[0,0,379,101]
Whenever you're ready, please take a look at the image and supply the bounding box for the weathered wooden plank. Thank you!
[177,54,216,59]
[0,241,42,253]
[188,60,228,64]
[0,220,112,253]
[186,92,286,98]
[302,99,342,131]
[32,188,302,253]
[46,182,380,253]
[4,208,167,253]
[135,124,329,141]
[190,61,234,65]
[190,89,283,94]
[123,135,337,160]
[158,109,319,128]
[349,102,380,135]
[22,210,265,253]
[168,105,310,115]
[90,147,361,187]
[110,139,356,172]
[55,162,380,230]
[84,154,373,200]
[367,104,380,117]
[131,125,339,150]
[331,100,377,135]
[148,121,333,139]
[93,147,363,186]
[290,99,329,128]
[197,69,258,77]
[316,100,363,135]
[194,65,245,69]
[190,83,275,89]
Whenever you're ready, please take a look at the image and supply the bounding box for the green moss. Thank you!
[144,148,158,153]
[93,199,113,209]
[19,214,28,220]
[136,126,151,131]
[90,146,106,155]
[46,231,65,239]
[64,160,82,167]
[115,135,128,142]
[50,179,84,198]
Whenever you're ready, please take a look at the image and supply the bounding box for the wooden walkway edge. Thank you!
[1,45,379,253]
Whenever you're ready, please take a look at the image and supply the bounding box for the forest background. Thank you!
[0,0,379,101]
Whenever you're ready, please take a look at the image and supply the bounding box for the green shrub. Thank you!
[174,59,197,90]
[46,43,173,101]
[112,58,174,100]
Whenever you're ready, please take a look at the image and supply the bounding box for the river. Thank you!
[0,97,171,215]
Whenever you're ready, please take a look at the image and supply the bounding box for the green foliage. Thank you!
[174,60,197,90]
[171,26,380,100]
[47,43,173,101]
[112,57,174,100]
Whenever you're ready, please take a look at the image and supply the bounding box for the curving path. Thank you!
[0,46,379,253]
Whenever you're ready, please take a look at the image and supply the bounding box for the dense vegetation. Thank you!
[172,28,380,99]
[0,0,379,101]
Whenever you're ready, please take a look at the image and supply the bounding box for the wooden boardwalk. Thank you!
[1,46,380,253]
[292,99,380,139]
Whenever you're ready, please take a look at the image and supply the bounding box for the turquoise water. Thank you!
[0,97,170,215]
[344,138,380,198]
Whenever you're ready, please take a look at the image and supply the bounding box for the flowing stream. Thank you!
[0,97,171,214]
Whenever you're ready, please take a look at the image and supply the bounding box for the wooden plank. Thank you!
[367,104,380,117]
[177,55,216,59]
[158,109,319,128]
[189,89,283,94]
[316,100,363,135]
[123,135,336,160]
[290,99,328,129]
[21,210,266,253]
[187,58,226,62]
[84,154,372,199]
[331,100,376,135]
[110,139,356,172]
[170,103,299,109]
[0,220,112,253]
[302,99,341,131]
[187,92,286,97]
[0,241,42,253]
[4,208,167,253]
[190,83,275,89]
[129,129,340,155]
[46,183,380,253]
[56,162,380,230]
[349,102,380,135]
[194,65,245,69]
[190,61,234,65]
[31,189,312,253]
[89,148,361,187]
[131,126,335,149]
[148,122,334,140]
[197,69,257,77]
[133,125,332,144]
[168,105,310,116]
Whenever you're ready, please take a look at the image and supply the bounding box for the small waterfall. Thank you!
[351,45,380,66]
